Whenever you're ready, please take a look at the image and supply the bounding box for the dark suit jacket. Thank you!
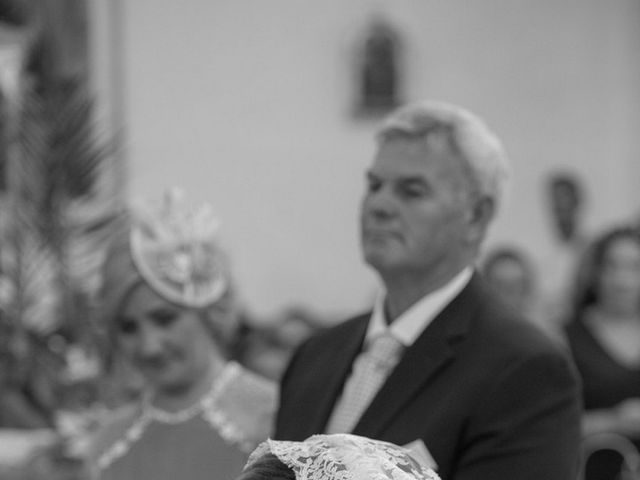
[275,274,582,480]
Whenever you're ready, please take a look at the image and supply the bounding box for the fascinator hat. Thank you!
[244,434,440,480]
[99,188,229,325]
[129,188,229,308]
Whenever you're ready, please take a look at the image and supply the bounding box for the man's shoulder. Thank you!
[279,312,370,399]
[285,311,370,368]
[455,288,580,408]
[85,403,139,464]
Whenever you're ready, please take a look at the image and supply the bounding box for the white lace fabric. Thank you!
[246,434,440,480]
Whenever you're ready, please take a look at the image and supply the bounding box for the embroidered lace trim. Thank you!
[246,434,440,480]
[97,362,252,470]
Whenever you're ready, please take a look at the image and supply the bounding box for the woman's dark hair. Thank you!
[235,453,296,480]
[571,225,640,316]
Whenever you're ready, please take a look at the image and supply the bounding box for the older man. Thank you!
[275,101,582,480]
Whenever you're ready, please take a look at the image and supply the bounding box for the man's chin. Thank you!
[363,250,398,271]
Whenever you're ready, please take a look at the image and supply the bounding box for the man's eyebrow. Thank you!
[365,171,429,184]
[397,175,429,186]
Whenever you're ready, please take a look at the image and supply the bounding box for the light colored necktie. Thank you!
[325,333,404,434]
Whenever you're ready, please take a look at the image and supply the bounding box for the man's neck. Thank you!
[382,266,469,322]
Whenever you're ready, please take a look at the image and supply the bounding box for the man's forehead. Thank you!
[369,135,464,179]
[368,149,444,179]
[366,166,429,183]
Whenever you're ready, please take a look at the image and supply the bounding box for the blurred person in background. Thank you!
[275,100,582,480]
[563,225,640,480]
[480,246,561,340]
[86,190,276,480]
[541,171,591,325]
[234,320,288,382]
[480,246,536,315]
[547,172,587,247]
[236,306,327,382]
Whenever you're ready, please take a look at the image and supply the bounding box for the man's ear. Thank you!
[467,196,495,244]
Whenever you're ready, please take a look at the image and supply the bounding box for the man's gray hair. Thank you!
[377,101,511,212]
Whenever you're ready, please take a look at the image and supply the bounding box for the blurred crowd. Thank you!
[479,174,640,479]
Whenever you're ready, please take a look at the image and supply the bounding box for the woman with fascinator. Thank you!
[237,434,440,480]
[86,190,277,480]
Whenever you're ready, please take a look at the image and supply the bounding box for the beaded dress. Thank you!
[89,362,276,480]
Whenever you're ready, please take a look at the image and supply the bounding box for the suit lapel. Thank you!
[304,315,369,436]
[353,275,482,438]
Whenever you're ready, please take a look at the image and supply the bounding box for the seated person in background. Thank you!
[86,189,276,480]
[236,306,327,381]
[481,246,536,314]
[237,433,440,480]
[563,225,640,480]
[480,245,561,340]
[234,320,290,382]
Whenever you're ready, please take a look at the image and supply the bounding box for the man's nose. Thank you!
[364,188,395,220]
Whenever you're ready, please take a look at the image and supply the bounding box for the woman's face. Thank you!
[597,236,640,316]
[485,256,532,312]
[116,284,216,393]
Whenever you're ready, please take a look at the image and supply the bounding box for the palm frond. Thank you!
[3,75,119,336]
[47,81,113,198]
[1,223,62,335]
[19,239,62,335]
[0,0,116,417]
[65,210,121,296]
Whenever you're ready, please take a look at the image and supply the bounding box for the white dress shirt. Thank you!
[325,267,473,433]
[365,267,473,348]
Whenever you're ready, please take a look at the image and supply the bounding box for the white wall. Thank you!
[89,0,640,318]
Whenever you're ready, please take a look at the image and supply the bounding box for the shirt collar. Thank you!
[366,267,473,347]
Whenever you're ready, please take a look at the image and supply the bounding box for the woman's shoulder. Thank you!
[221,361,278,401]
[207,362,278,452]
[84,403,140,464]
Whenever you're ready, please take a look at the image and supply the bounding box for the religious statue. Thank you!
[356,19,402,115]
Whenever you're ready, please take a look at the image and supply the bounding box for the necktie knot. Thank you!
[366,334,404,368]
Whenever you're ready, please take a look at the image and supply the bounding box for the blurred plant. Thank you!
[0,0,123,424]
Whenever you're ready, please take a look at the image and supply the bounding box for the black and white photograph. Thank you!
[1,1,639,479]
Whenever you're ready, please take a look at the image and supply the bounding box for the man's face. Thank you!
[360,135,476,279]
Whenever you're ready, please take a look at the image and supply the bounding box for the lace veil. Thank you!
[245,434,440,480]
